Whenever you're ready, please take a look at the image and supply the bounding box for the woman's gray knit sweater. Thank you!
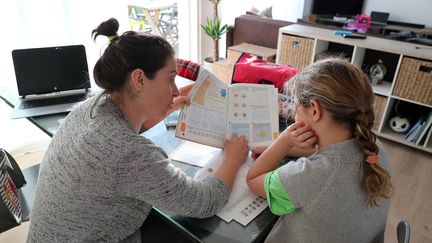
[27,94,229,242]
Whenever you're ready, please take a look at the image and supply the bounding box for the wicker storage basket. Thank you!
[278,34,314,70]
[393,57,432,105]
[372,95,387,131]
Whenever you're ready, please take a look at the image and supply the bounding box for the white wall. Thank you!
[0,0,130,87]
[178,0,199,61]
[200,0,305,62]
[363,0,432,26]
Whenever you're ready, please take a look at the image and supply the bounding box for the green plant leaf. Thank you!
[200,17,228,40]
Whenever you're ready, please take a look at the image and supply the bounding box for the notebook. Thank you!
[10,45,91,119]
[370,11,390,26]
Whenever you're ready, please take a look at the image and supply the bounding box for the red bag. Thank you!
[232,53,299,92]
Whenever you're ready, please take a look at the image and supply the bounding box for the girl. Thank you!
[247,58,393,242]
[28,18,249,242]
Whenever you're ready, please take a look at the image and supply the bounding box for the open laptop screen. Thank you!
[12,45,90,97]
[370,11,389,25]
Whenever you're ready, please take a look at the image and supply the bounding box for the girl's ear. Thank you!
[309,99,322,122]
[129,68,147,91]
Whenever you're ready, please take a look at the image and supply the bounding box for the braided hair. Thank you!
[285,58,393,207]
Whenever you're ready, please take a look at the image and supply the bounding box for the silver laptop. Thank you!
[10,45,91,119]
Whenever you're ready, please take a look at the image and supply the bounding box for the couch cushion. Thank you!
[232,15,293,49]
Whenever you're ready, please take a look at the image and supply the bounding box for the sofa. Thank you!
[226,14,294,51]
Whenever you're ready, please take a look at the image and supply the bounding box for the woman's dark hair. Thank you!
[91,18,174,92]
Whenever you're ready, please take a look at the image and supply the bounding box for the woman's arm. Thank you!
[213,134,249,190]
[117,134,248,218]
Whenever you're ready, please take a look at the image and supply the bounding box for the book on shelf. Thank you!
[424,124,432,148]
[416,111,432,145]
[405,115,427,143]
[175,68,279,149]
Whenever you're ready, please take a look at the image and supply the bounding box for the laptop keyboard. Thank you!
[20,94,88,109]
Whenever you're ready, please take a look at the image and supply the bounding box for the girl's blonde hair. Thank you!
[285,58,393,207]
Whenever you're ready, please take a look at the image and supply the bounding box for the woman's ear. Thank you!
[129,68,147,91]
[309,99,322,122]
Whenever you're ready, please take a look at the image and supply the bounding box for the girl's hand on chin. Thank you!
[279,122,317,149]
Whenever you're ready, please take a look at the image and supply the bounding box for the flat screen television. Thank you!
[312,0,364,17]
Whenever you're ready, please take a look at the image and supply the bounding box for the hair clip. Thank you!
[366,155,379,164]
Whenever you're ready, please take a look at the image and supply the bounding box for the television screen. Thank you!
[312,0,364,17]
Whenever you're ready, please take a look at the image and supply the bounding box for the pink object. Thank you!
[355,14,371,33]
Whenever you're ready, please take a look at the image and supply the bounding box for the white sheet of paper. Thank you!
[194,152,268,226]
[170,141,221,167]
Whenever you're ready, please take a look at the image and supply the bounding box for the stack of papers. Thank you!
[193,152,268,226]
[170,141,221,167]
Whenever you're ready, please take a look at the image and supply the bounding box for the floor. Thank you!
[0,97,431,242]
[381,138,432,243]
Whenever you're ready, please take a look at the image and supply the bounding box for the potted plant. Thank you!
[201,0,227,64]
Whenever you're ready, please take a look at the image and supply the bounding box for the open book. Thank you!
[175,69,279,148]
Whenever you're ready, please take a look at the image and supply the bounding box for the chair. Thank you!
[158,3,178,45]
[0,163,39,243]
[128,5,152,33]
[397,220,410,243]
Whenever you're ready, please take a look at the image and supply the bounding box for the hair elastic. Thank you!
[108,35,117,41]
[366,155,379,164]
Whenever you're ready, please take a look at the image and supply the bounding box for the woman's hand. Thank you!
[223,134,249,168]
[213,134,249,190]
[179,83,194,96]
[168,96,190,114]
[166,83,194,114]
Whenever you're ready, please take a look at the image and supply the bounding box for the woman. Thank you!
[28,18,249,242]
[247,58,393,242]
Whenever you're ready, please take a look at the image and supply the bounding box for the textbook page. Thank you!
[176,69,229,148]
[226,83,279,149]
[194,152,268,226]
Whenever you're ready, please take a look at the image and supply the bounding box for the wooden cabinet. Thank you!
[277,24,432,153]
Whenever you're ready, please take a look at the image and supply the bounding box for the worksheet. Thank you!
[194,152,268,226]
